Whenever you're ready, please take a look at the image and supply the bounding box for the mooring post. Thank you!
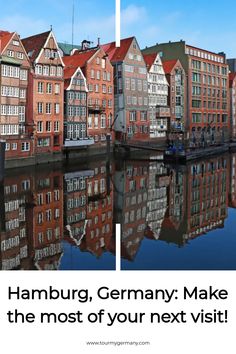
[0,140,6,183]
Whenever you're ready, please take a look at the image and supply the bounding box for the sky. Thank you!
[1,0,236,57]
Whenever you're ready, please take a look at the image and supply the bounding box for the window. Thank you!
[101,58,106,68]
[21,142,30,151]
[37,121,43,132]
[20,70,27,80]
[5,143,10,151]
[12,143,17,150]
[43,66,49,76]
[55,103,60,114]
[88,115,92,128]
[46,103,51,114]
[20,89,26,98]
[38,102,43,114]
[101,114,106,128]
[94,114,98,128]
[57,67,63,77]
[55,84,60,94]
[54,121,59,132]
[37,138,50,147]
[7,50,14,57]
[19,106,25,122]
[46,121,51,132]
[2,65,20,78]
[46,83,52,93]
[50,66,56,76]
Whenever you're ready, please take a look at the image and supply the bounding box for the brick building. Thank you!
[0,30,33,161]
[63,47,114,146]
[143,53,170,139]
[22,30,64,159]
[102,37,149,142]
[229,72,236,140]
[0,171,33,270]
[162,59,186,140]
[143,41,230,147]
[229,153,236,208]
[84,160,114,257]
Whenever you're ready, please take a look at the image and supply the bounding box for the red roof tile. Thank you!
[101,37,134,62]
[22,30,50,62]
[143,53,158,70]
[0,30,14,53]
[63,49,97,79]
[162,59,179,74]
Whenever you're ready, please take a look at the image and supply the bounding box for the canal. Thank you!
[0,152,236,270]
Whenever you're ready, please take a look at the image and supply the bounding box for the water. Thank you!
[0,152,236,270]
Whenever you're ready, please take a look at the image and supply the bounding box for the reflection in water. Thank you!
[1,153,236,270]
[0,160,115,270]
[115,153,236,270]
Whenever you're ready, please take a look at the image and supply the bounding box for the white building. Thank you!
[143,53,170,138]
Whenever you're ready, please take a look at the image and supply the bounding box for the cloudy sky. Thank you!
[1,0,236,57]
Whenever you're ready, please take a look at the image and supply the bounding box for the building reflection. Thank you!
[115,154,230,260]
[0,153,233,269]
[229,152,236,208]
[0,159,115,270]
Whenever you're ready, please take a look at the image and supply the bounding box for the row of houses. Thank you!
[1,28,236,165]
[1,151,236,269]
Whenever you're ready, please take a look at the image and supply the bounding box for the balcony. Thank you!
[88,104,105,113]
[64,137,95,148]
[156,106,170,118]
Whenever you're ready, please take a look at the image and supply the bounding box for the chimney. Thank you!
[81,40,91,51]
[97,37,100,47]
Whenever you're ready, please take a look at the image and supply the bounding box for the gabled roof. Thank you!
[0,30,14,54]
[101,36,134,62]
[22,30,50,62]
[143,53,158,70]
[162,59,179,74]
[58,42,81,55]
[229,72,236,87]
[63,48,97,78]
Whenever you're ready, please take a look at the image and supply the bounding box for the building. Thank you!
[63,56,92,146]
[114,159,149,261]
[63,169,94,246]
[22,30,64,160]
[102,37,149,142]
[162,59,186,140]
[84,160,114,257]
[227,58,236,73]
[143,41,230,147]
[229,72,236,140]
[143,53,170,139]
[146,161,169,239]
[31,169,64,270]
[63,46,114,146]
[0,30,33,162]
[229,153,236,208]
[0,171,33,270]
